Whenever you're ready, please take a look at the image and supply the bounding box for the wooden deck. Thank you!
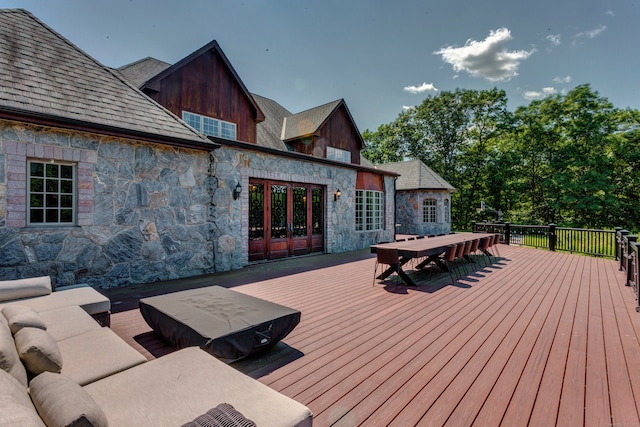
[105,245,640,426]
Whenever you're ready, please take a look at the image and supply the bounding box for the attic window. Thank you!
[326,146,351,163]
[182,111,237,140]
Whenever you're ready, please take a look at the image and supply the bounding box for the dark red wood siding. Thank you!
[288,105,363,164]
[145,49,258,143]
[356,172,383,191]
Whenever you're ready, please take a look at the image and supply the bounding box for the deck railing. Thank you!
[472,222,639,311]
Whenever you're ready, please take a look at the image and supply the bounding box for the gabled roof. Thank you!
[0,9,213,148]
[140,40,265,123]
[251,94,289,151]
[376,159,456,191]
[116,57,171,88]
[282,99,342,141]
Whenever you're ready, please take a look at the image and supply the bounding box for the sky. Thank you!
[2,0,639,132]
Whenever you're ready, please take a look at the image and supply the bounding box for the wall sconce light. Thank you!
[334,189,341,202]
[233,182,242,200]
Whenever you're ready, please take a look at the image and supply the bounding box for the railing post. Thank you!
[504,222,511,245]
[472,221,476,232]
[615,227,622,261]
[626,235,637,286]
[549,223,557,252]
[620,230,630,271]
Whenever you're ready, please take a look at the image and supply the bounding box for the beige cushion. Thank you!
[39,306,101,342]
[0,368,46,426]
[14,328,63,375]
[85,347,313,427]
[30,372,108,427]
[0,286,110,316]
[0,316,29,386]
[0,276,51,302]
[57,327,146,386]
[2,305,48,334]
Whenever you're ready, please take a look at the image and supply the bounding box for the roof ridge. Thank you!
[118,56,170,71]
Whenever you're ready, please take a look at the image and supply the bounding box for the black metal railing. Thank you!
[616,230,639,312]
[472,222,616,258]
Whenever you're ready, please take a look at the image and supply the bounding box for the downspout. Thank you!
[393,176,398,241]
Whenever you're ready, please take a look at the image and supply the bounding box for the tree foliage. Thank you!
[362,84,640,231]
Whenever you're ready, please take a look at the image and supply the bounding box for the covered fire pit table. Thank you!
[139,286,301,360]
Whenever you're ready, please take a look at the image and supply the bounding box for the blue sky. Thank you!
[2,0,638,132]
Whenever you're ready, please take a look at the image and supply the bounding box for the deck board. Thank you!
[106,244,640,427]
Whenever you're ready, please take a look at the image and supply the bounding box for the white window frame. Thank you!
[182,111,237,140]
[423,198,437,223]
[356,190,383,231]
[27,160,76,226]
[326,146,351,163]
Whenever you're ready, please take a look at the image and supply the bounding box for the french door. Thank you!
[248,179,324,261]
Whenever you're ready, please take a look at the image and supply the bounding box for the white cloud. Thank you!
[552,75,572,84]
[523,87,557,100]
[435,28,534,82]
[403,82,439,94]
[546,34,561,46]
[606,10,615,17]
[574,25,607,41]
[402,105,414,111]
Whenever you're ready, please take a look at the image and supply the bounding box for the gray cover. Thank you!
[139,286,300,360]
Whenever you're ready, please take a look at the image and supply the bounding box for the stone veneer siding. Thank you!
[396,190,453,236]
[212,146,395,269]
[0,121,217,288]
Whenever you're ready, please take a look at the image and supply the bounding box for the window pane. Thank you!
[30,209,43,223]
[60,165,73,179]
[45,209,58,223]
[46,194,59,207]
[61,194,73,207]
[31,162,44,177]
[60,180,73,194]
[31,194,44,207]
[46,180,59,193]
[31,178,43,192]
[60,209,73,223]
[203,117,218,136]
[45,164,58,178]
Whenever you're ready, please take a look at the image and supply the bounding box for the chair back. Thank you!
[493,234,500,245]
[377,248,399,265]
[455,243,465,259]
[479,237,491,250]
[463,240,473,256]
[443,245,457,262]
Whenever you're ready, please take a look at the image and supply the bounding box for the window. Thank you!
[444,199,450,223]
[423,198,437,223]
[356,190,383,231]
[182,111,236,140]
[326,146,351,163]
[28,160,75,225]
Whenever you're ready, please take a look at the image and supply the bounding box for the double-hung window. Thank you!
[28,160,75,225]
[423,198,437,223]
[356,190,383,231]
[182,111,237,140]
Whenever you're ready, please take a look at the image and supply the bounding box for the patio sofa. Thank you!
[1,276,313,427]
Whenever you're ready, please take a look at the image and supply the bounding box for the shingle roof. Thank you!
[251,94,290,151]
[376,159,456,191]
[116,57,171,88]
[281,99,342,141]
[0,9,210,146]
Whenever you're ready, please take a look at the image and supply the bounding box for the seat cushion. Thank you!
[0,286,110,316]
[84,347,312,427]
[14,327,63,375]
[39,306,102,342]
[29,372,108,427]
[0,369,45,427]
[57,327,147,386]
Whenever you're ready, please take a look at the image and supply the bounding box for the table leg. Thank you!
[377,257,412,280]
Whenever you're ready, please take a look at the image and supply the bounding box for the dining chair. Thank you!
[478,237,492,266]
[492,234,501,257]
[469,238,481,270]
[373,248,401,287]
[441,244,460,283]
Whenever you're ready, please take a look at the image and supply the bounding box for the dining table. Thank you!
[370,232,497,287]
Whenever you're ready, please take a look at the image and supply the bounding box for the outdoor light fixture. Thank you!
[334,189,341,201]
[233,182,242,200]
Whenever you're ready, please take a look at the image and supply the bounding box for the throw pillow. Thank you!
[14,327,63,375]
[0,276,52,302]
[29,371,108,427]
[0,315,29,386]
[2,305,48,334]
[181,403,256,427]
[0,369,46,426]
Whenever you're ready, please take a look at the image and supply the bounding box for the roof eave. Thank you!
[0,107,220,151]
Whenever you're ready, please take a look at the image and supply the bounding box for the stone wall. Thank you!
[396,190,453,236]
[213,146,395,268]
[0,121,216,288]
